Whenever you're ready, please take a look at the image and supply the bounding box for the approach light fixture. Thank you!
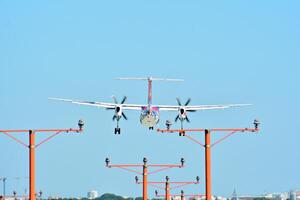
[78,119,84,131]
[181,158,185,167]
[165,120,172,130]
[143,157,148,165]
[254,119,260,130]
[105,158,110,167]
[166,176,169,182]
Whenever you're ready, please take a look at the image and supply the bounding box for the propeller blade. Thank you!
[186,116,190,123]
[121,96,127,104]
[111,96,118,104]
[176,98,182,106]
[185,98,191,106]
[106,107,115,110]
[122,112,128,120]
[112,115,116,121]
[187,110,196,112]
[175,115,179,122]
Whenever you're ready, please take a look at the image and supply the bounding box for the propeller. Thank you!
[112,96,118,104]
[109,95,127,105]
[120,96,127,104]
[176,97,191,107]
[176,97,182,106]
[174,98,195,123]
[175,115,180,122]
[122,112,128,120]
[107,96,128,121]
[185,98,191,106]
[185,116,190,123]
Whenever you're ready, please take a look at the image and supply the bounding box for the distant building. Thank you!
[216,196,227,200]
[232,189,239,200]
[237,197,254,200]
[188,196,216,200]
[48,195,61,200]
[1,196,29,200]
[269,193,288,200]
[296,191,300,200]
[290,191,297,200]
[87,190,98,199]
[189,197,201,200]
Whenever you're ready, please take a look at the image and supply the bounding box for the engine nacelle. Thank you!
[115,106,123,116]
[179,107,187,119]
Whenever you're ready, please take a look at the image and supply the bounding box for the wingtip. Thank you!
[236,103,253,107]
[48,97,72,102]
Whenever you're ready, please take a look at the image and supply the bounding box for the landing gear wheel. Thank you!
[149,127,154,130]
[179,130,185,136]
[114,128,121,135]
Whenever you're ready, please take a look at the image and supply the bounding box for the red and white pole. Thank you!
[29,130,35,200]
[143,158,148,200]
[165,176,170,200]
[205,129,211,200]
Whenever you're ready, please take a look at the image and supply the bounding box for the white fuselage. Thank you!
[139,106,159,128]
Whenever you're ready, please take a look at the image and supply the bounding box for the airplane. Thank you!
[50,77,251,134]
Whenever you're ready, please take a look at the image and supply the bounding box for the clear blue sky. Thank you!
[1,0,299,198]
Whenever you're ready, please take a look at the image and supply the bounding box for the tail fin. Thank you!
[116,77,184,105]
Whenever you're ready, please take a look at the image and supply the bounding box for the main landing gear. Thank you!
[115,119,121,134]
[114,127,121,134]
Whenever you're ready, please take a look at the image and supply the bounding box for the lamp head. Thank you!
[78,119,84,131]
[105,158,110,167]
[166,176,169,182]
[135,176,139,183]
[143,157,148,165]
[165,120,172,130]
[180,158,185,167]
[254,119,260,130]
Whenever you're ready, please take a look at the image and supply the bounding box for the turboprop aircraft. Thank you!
[50,77,250,134]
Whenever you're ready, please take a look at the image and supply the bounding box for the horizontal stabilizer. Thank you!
[116,77,184,82]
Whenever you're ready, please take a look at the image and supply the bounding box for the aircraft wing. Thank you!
[49,98,144,110]
[157,104,252,111]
